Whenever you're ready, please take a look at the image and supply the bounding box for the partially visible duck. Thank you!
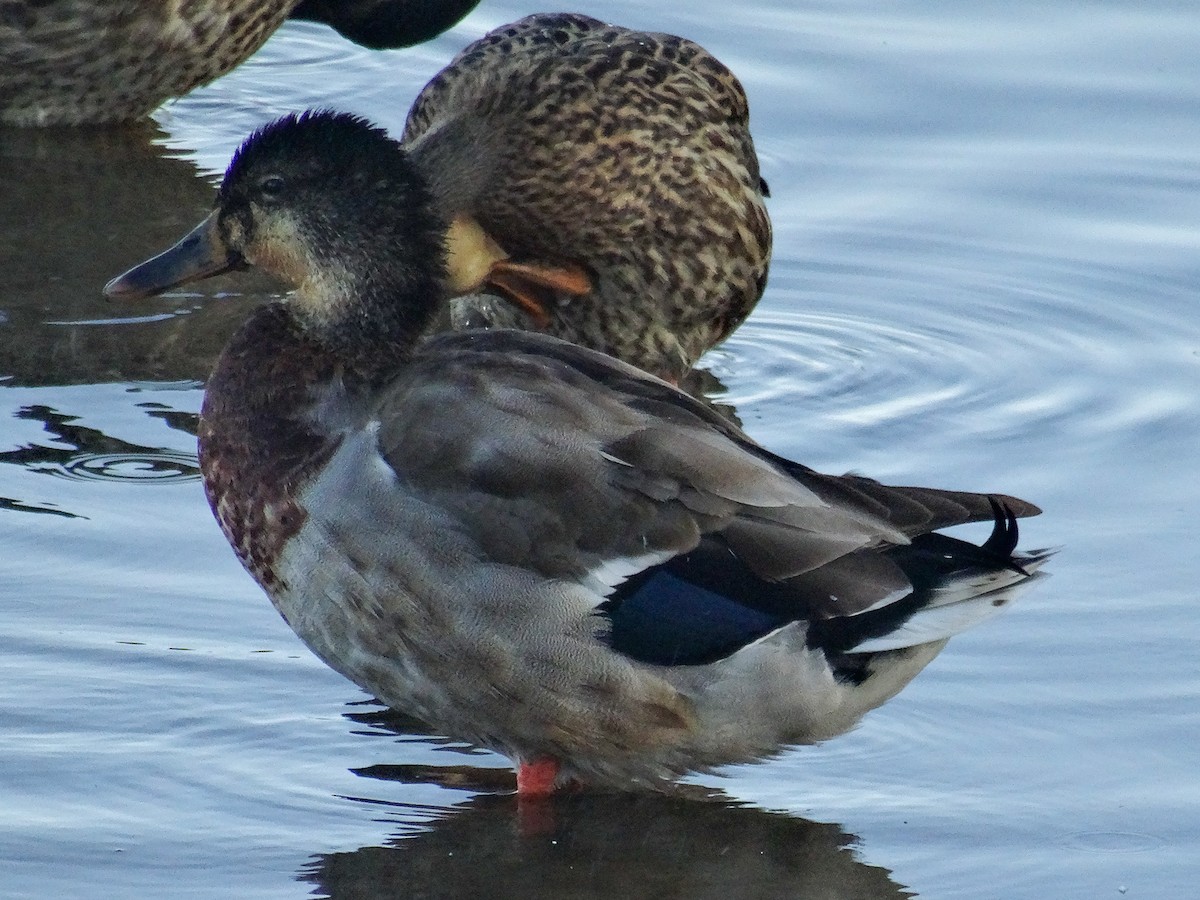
[0,0,480,126]
[105,111,1051,795]
[291,0,479,49]
[399,12,772,382]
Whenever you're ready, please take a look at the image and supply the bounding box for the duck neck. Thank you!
[266,141,453,391]
[292,262,444,391]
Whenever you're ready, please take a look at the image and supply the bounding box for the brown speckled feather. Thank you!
[0,0,481,126]
[402,13,772,380]
[197,303,350,592]
[1,0,296,126]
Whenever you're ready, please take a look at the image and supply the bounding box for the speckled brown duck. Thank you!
[105,111,1051,796]
[0,0,479,126]
[396,12,772,382]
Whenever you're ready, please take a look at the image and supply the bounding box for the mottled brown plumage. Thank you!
[402,13,772,381]
[0,0,480,126]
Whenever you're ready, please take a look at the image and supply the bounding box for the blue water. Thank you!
[2,2,1198,897]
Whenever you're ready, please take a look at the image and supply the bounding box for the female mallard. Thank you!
[0,0,479,126]
[106,112,1050,795]
[398,13,772,382]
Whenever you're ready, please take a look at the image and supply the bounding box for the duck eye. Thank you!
[258,175,286,199]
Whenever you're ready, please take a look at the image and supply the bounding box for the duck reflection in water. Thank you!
[302,777,911,900]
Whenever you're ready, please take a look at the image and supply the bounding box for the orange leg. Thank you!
[516,757,561,797]
[483,260,593,329]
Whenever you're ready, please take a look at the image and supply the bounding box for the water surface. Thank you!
[2,2,1198,897]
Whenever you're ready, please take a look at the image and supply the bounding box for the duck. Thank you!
[105,110,1051,796]
[0,0,480,127]
[387,13,771,383]
[290,0,480,49]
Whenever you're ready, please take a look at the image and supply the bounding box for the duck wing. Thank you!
[373,329,1045,666]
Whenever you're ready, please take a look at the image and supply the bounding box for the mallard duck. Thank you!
[398,13,772,382]
[0,0,480,126]
[105,111,1051,795]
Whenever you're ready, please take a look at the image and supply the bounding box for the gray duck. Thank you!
[105,111,1051,795]
[0,0,479,126]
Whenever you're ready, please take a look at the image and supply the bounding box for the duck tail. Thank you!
[842,499,1057,655]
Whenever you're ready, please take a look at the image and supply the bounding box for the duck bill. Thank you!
[104,212,239,300]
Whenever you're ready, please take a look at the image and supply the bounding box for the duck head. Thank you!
[106,111,450,357]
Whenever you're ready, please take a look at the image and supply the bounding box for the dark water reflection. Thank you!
[305,790,909,900]
[0,124,270,387]
[0,403,198,482]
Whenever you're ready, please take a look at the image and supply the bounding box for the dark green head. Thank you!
[107,110,449,356]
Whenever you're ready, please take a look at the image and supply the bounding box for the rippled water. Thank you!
[2,2,1198,897]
